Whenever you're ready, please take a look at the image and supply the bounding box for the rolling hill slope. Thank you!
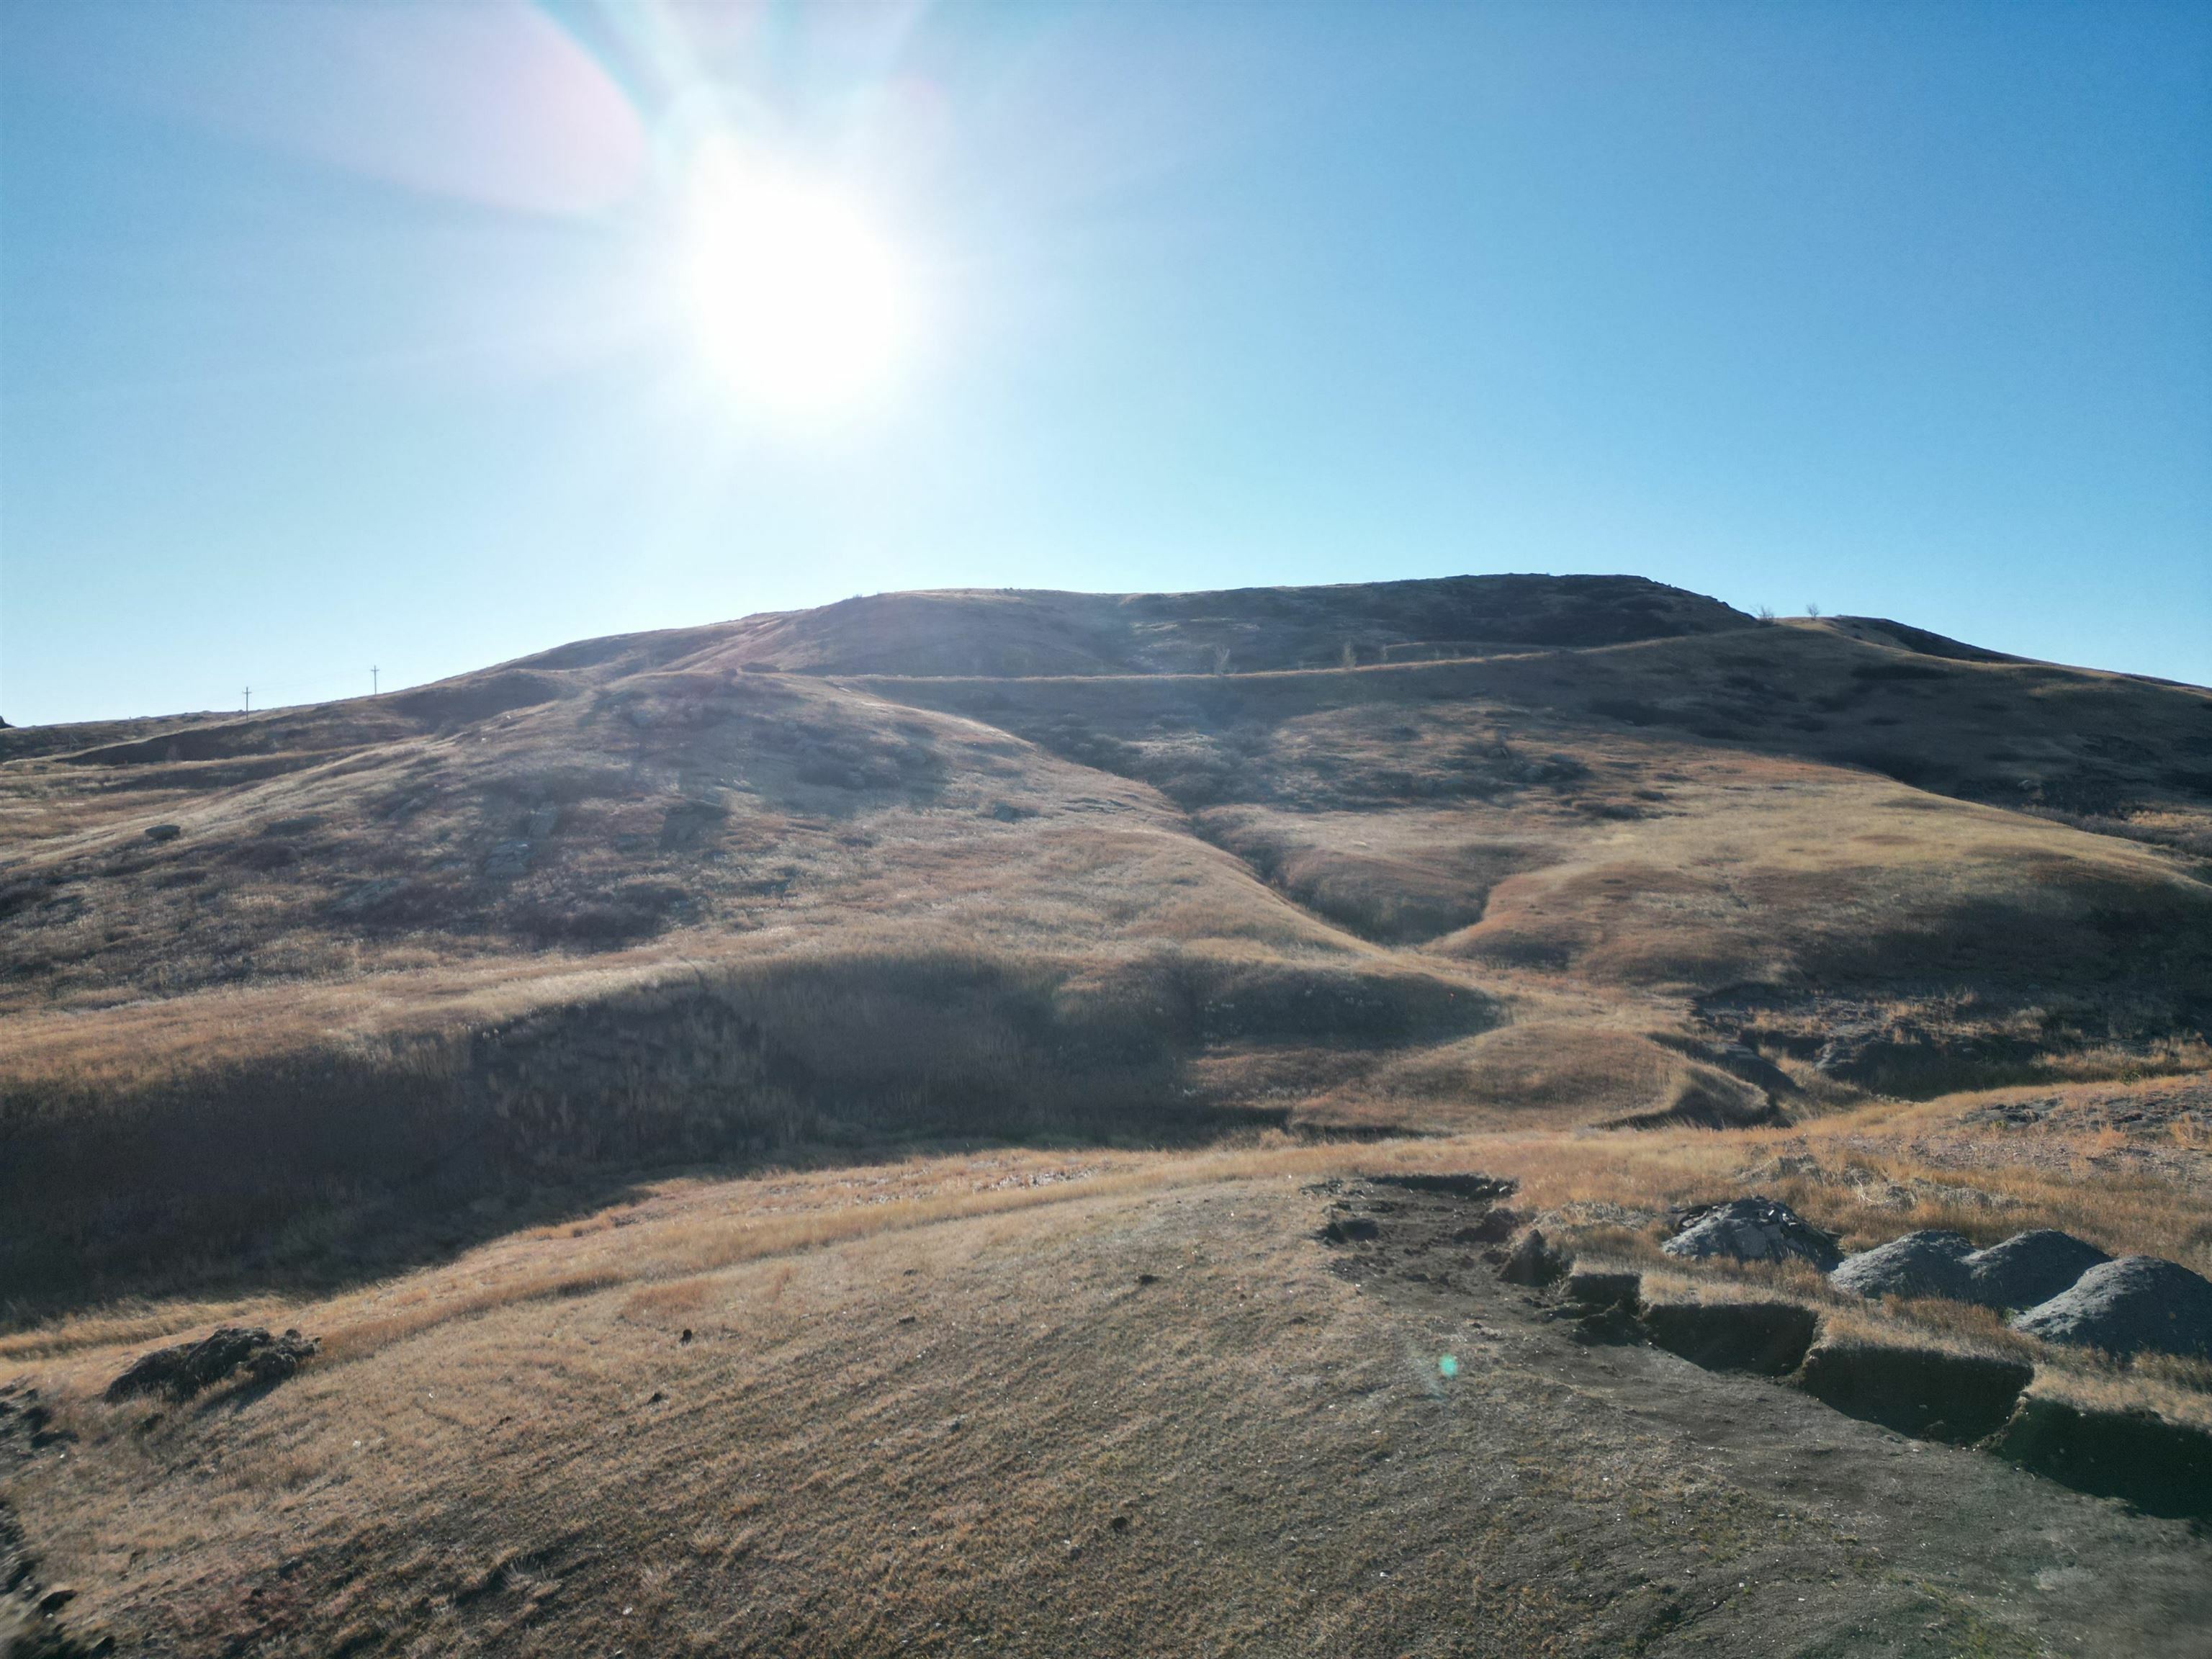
[3,573,2209,1313]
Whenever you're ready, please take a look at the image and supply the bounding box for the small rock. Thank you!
[143,823,182,842]
[1319,1215,1380,1244]
[1831,1230,1976,1300]
[679,1328,693,1344]
[39,1586,78,1613]
[1963,1230,2110,1310]
[251,1329,317,1382]
[2011,1256,2212,1360]
[1662,1196,1842,1270]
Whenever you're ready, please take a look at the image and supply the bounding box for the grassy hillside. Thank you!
[7,572,2212,1655]
[2,575,2208,1314]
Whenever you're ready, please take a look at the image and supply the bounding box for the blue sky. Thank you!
[4,0,2208,724]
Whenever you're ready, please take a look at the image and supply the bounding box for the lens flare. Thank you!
[681,140,909,418]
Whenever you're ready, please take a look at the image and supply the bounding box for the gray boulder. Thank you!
[1831,1230,1976,1300]
[1663,1197,1842,1270]
[2011,1255,2212,1360]
[1963,1229,2110,1310]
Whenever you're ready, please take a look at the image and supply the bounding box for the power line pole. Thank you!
[372,665,379,696]
[243,686,251,713]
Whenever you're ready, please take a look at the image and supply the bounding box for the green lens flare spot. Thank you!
[1438,1354,1459,1378]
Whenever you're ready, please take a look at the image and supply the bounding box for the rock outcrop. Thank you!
[1661,1197,1841,1270]
[105,1327,318,1403]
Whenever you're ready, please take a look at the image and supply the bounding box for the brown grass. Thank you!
[316,1270,622,1365]
[8,1114,2210,1658]
[0,1298,291,1363]
[7,582,2210,1328]
[15,1066,2203,1398]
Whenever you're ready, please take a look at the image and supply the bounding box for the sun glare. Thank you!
[681,142,909,418]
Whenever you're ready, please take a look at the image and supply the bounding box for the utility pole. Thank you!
[243,686,251,712]
[372,665,379,696]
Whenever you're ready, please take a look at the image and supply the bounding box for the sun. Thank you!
[680,141,909,419]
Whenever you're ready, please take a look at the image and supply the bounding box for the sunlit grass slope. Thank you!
[1,575,2207,1315]
[9,1092,2211,1658]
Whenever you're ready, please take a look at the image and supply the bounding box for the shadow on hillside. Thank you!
[3,1112,1300,1334]
[1,947,1491,1331]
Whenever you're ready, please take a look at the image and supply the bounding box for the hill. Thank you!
[6,572,2212,1654]
[3,572,2209,1310]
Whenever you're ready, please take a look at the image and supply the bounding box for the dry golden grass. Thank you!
[7,582,2210,1653]
[0,1297,292,1364]
[2027,1362,2212,1433]
[315,1270,623,1366]
[8,1115,2212,1658]
[12,1068,2203,1404]
[5,578,2208,1345]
